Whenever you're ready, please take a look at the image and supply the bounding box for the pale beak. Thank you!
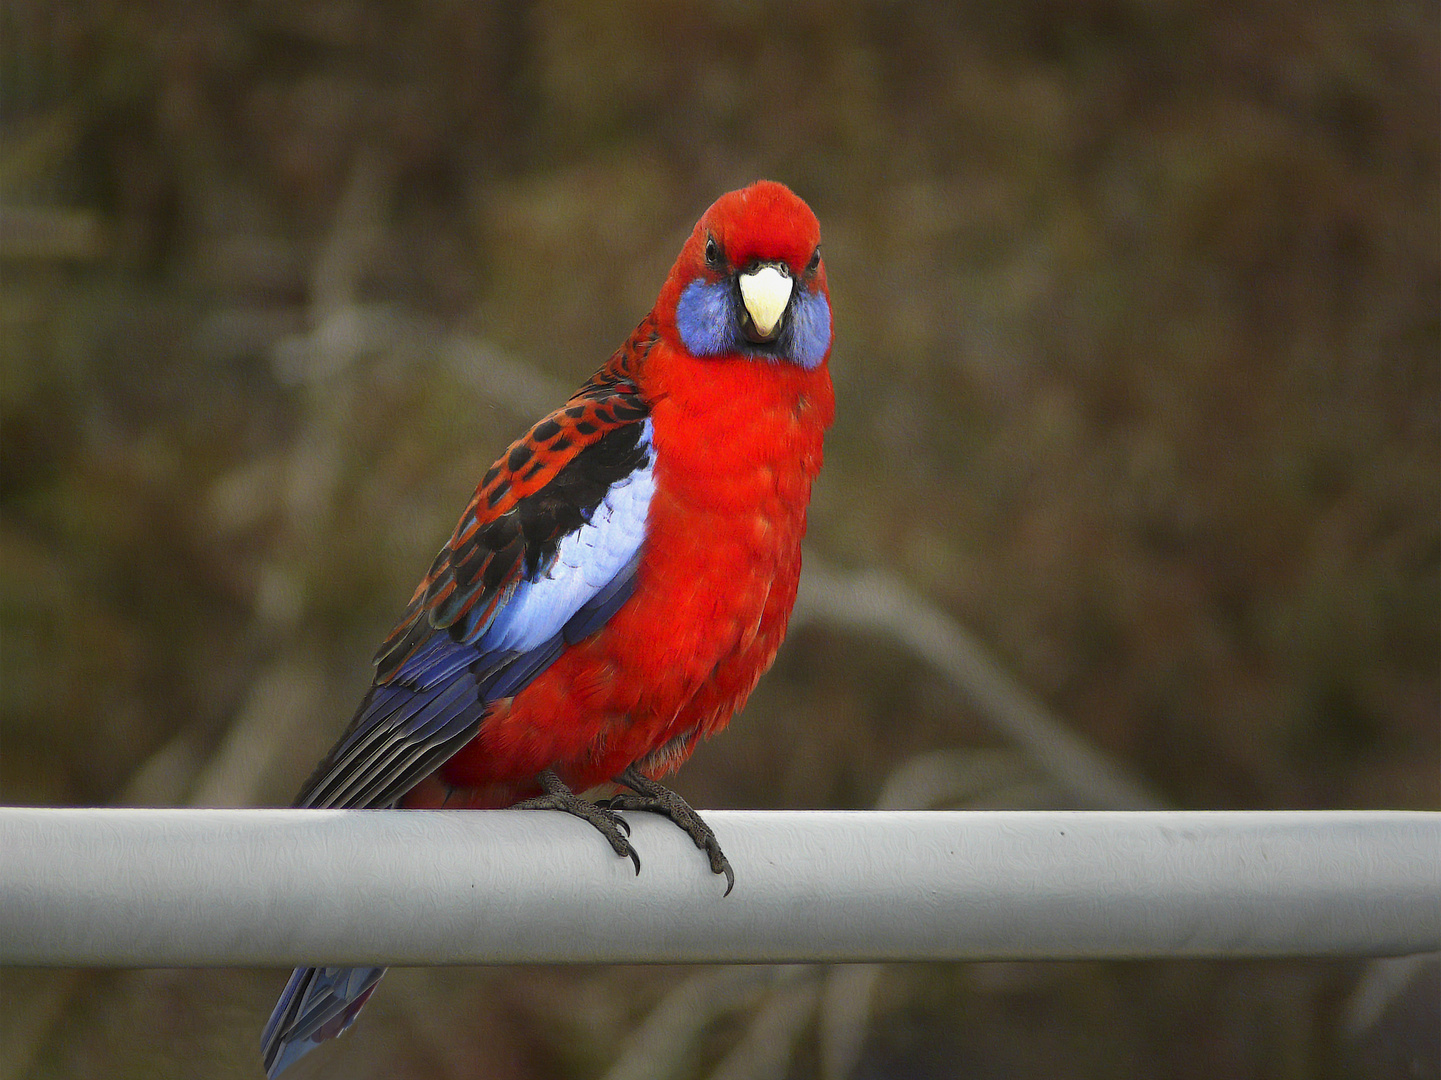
[738,264,794,342]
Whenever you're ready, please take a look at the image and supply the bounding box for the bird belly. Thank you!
[428,504,803,799]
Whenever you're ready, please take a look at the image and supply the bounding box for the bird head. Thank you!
[659,181,832,370]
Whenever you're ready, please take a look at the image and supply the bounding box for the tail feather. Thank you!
[261,965,386,1077]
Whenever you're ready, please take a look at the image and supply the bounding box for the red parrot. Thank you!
[260,180,833,1075]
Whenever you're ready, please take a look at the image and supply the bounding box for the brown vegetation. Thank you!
[2,1,1436,1077]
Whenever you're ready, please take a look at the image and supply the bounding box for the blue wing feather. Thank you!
[264,385,652,1078]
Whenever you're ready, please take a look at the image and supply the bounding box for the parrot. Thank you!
[260,179,834,1076]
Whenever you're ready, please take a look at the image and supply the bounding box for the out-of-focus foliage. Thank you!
[1,1,1435,1078]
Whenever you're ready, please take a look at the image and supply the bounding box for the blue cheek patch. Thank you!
[676,280,736,357]
[786,290,832,370]
[676,276,832,369]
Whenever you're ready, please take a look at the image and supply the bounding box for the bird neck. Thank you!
[641,339,833,510]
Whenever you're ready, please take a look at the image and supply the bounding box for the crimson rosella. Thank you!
[260,180,834,1076]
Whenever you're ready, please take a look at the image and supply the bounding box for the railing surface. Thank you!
[2,808,1436,967]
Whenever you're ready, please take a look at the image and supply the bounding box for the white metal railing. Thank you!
[2,807,1436,967]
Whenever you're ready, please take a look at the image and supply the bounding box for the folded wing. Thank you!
[261,379,652,1078]
[294,387,652,812]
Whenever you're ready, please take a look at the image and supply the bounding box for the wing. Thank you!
[292,369,652,811]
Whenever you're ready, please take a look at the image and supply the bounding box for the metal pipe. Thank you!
[2,808,1436,966]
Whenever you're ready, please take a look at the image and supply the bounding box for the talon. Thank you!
[611,765,736,894]
[515,769,643,874]
[717,856,735,896]
[603,830,641,875]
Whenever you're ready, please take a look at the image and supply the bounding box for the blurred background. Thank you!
[1,1,1437,1077]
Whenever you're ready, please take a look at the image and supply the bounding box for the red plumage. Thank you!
[406,181,834,808]
[262,180,832,1077]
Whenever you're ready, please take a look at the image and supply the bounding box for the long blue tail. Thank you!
[260,965,386,1077]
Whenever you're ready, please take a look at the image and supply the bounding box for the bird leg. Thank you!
[512,769,640,874]
[602,766,735,895]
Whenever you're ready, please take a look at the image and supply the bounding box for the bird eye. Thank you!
[704,236,722,269]
[806,247,821,274]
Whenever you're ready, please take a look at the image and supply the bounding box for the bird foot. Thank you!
[514,769,640,874]
[602,766,735,895]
